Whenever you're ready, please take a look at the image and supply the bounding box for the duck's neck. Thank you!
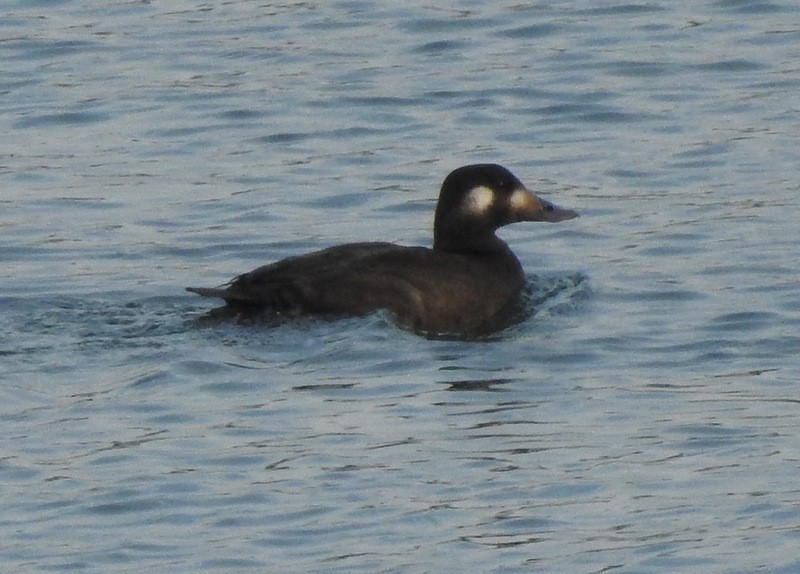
[433,223,507,254]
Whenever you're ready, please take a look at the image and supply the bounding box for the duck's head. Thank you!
[433,164,578,253]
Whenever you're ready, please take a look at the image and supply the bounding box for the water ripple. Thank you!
[2,1,800,573]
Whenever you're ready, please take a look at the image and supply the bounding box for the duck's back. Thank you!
[189,242,526,334]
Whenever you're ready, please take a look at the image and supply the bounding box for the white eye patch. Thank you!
[463,185,495,215]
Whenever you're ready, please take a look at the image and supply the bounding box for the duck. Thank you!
[187,164,578,336]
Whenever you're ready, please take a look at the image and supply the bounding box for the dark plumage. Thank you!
[187,164,578,336]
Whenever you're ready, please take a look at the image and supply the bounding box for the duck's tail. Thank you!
[186,286,230,299]
[186,285,277,307]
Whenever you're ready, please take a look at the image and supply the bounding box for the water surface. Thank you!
[2,1,800,572]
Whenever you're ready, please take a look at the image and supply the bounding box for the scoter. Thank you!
[187,164,578,336]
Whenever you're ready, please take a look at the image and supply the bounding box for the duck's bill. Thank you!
[511,187,579,223]
[537,198,579,222]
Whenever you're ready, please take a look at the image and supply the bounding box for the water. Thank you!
[2,1,800,572]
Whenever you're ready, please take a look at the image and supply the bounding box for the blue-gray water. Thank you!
[2,1,800,572]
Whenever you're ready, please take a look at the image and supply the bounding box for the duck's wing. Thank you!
[186,242,403,310]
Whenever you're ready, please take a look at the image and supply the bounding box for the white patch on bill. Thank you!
[464,185,495,214]
[509,188,535,212]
